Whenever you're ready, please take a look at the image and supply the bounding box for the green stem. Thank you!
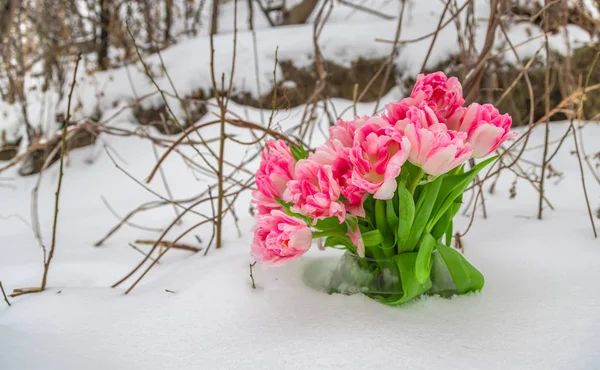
[407,169,425,194]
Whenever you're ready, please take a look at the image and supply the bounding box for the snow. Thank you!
[2,1,600,368]
[1,89,600,369]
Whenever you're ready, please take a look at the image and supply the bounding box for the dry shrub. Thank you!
[134,89,208,135]
[18,128,96,176]
[232,57,396,109]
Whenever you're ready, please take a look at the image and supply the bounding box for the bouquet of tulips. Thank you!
[251,72,515,305]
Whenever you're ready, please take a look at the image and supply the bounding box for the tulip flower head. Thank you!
[451,103,516,158]
[350,116,410,200]
[252,210,313,267]
[404,123,472,176]
[252,140,296,215]
[284,159,347,223]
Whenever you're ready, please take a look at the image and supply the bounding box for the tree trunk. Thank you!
[98,0,110,70]
[164,0,173,46]
[0,0,17,42]
[142,0,154,46]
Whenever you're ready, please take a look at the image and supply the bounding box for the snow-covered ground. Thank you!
[1,89,599,368]
[2,1,600,369]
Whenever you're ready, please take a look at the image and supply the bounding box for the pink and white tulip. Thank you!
[350,116,410,200]
[330,154,366,218]
[284,159,346,223]
[252,140,296,215]
[392,105,440,133]
[411,72,464,124]
[450,103,516,158]
[383,98,417,127]
[313,135,366,218]
[251,210,312,267]
[328,116,368,149]
[404,123,472,176]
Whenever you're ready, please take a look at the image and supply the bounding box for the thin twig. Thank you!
[249,262,257,289]
[569,120,597,238]
[95,200,166,246]
[126,23,218,174]
[10,56,82,298]
[352,83,358,116]
[122,178,253,294]
[373,0,406,114]
[111,175,251,290]
[338,0,395,20]
[100,195,163,233]
[419,0,451,74]
[538,3,551,220]
[374,0,469,46]
[104,146,208,218]
[248,0,266,126]
[1,281,10,307]
[545,125,573,164]
[42,54,82,291]
[572,48,600,238]
[112,198,212,289]
[134,239,202,253]
[454,232,463,253]
[204,186,217,256]
[494,44,544,106]
[151,142,181,221]
[129,243,160,264]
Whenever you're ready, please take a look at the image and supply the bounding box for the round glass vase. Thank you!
[327,251,402,298]
[326,250,458,302]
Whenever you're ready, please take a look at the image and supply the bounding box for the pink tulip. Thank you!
[313,139,366,218]
[450,103,516,158]
[328,116,368,149]
[404,123,472,176]
[383,95,421,126]
[252,210,313,267]
[331,154,366,218]
[392,104,440,133]
[252,140,296,215]
[284,159,347,223]
[411,72,464,123]
[350,116,410,200]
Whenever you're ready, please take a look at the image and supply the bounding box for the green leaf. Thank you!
[430,208,451,241]
[375,200,394,251]
[361,229,384,247]
[428,156,497,231]
[273,198,310,222]
[324,236,355,253]
[435,243,485,294]
[314,217,346,233]
[290,143,308,161]
[378,252,432,305]
[396,186,415,253]
[386,199,399,235]
[405,176,443,252]
[274,197,293,209]
[415,233,436,284]
[430,199,461,240]
[444,220,453,247]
